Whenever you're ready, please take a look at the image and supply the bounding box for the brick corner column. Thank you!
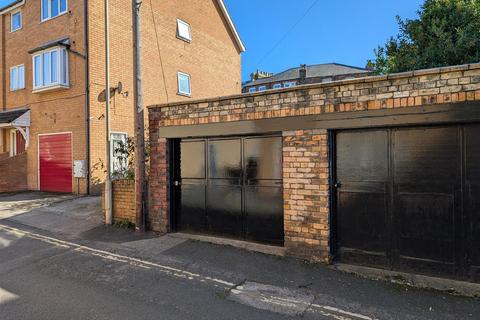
[283,129,331,263]
[147,110,169,233]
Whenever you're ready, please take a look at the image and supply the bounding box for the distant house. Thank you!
[242,63,371,93]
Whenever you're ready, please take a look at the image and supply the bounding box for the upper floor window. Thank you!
[272,83,282,89]
[177,72,191,96]
[32,47,69,92]
[10,65,25,91]
[258,86,267,92]
[248,87,256,93]
[11,10,22,32]
[176,19,192,42]
[42,0,68,22]
[283,81,297,88]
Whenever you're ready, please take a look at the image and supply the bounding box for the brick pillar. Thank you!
[283,130,330,263]
[148,111,169,233]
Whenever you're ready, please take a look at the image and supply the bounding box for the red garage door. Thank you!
[39,133,72,193]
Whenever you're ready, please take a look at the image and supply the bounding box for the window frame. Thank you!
[283,81,297,88]
[258,86,267,92]
[10,64,25,91]
[41,0,68,22]
[32,46,69,92]
[176,18,192,42]
[110,132,128,176]
[248,87,257,93]
[177,71,192,96]
[10,10,22,32]
[272,83,282,89]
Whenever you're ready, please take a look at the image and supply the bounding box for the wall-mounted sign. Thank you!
[74,160,86,178]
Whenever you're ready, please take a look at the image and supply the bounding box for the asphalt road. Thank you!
[0,193,479,320]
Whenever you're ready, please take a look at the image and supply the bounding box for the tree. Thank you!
[367,0,480,74]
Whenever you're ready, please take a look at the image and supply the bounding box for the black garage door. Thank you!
[335,124,480,280]
[172,135,284,246]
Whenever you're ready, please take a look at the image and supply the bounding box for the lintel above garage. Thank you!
[156,101,480,139]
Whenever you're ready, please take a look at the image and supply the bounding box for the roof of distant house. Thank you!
[244,63,370,87]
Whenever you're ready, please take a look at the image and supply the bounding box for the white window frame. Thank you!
[10,10,22,32]
[32,46,69,92]
[41,0,68,22]
[177,72,191,96]
[110,132,128,175]
[248,87,256,93]
[258,86,267,92]
[176,18,192,42]
[10,64,25,91]
[283,81,297,88]
[272,83,282,89]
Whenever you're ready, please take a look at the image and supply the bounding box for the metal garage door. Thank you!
[335,125,480,280]
[172,135,284,246]
[39,133,73,193]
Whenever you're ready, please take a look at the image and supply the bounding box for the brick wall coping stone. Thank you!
[148,63,480,110]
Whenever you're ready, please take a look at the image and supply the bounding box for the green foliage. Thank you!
[368,0,480,74]
[111,126,150,180]
[113,219,135,229]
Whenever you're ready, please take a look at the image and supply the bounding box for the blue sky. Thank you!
[0,0,424,81]
[224,0,424,81]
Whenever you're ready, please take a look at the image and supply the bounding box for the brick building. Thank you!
[148,63,480,282]
[242,63,371,93]
[0,0,244,194]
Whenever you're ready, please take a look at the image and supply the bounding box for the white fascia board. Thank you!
[216,0,246,52]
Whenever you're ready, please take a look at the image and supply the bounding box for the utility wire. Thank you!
[148,0,170,103]
[257,0,320,65]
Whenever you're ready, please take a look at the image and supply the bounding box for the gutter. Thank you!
[0,0,24,15]
[84,0,91,194]
[1,15,5,111]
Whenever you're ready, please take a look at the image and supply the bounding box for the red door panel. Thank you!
[39,133,72,193]
[16,131,26,154]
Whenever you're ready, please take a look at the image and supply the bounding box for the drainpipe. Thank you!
[104,0,113,225]
[133,0,146,232]
[2,14,6,111]
[84,0,91,195]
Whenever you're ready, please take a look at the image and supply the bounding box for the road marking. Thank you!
[0,288,19,305]
[0,223,379,320]
[0,224,235,288]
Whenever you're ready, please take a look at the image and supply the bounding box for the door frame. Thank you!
[37,132,73,192]
[170,133,283,242]
[331,123,479,280]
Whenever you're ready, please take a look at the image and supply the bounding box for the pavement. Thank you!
[0,192,479,320]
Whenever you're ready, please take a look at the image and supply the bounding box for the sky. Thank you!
[224,0,424,81]
[0,0,424,82]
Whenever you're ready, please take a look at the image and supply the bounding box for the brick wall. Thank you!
[148,63,480,262]
[102,179,136,225]
[87,0,242,194]
[154,63,480,126]
[147,116,169,233]
[1,0,87,194]
[0,153,27,193]
[283,130,330,262]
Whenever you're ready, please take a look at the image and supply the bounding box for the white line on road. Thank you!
[0,223,379,320]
